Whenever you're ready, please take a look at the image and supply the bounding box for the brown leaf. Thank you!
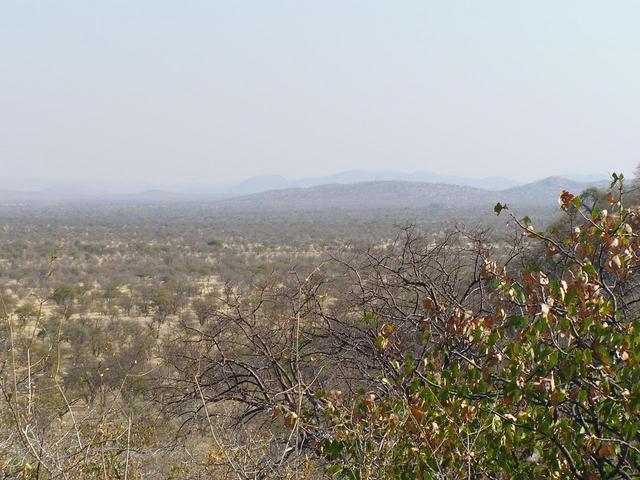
[422,298,436,311]
[597,443,614,458]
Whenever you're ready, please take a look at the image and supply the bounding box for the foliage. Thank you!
[320,176,640,479]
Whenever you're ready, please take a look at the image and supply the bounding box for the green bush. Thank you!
[321,176,640,479]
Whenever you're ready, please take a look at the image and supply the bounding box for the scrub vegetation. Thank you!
[1,175,639,479]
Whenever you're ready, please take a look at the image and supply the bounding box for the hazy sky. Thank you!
[1,1,639,186]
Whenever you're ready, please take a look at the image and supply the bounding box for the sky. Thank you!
[1,1,639,188]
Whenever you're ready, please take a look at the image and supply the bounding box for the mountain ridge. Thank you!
[220,176,609,211]
[0,174,610,208]
[228,170,525,194]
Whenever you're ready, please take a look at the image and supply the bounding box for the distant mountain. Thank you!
[223,181,493,210]
[228,171,522,194]
[499,176,608,206]
[220,176,608,211]
[0,173,610,208]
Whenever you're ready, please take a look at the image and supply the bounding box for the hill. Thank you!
[224,181,491,210]
[499,176,606,206]
[221,176,608,211]
[228,170,524,194]
[0,175,608,208]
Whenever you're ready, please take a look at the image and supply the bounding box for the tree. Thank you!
[579,186,609,214]
[51,284,76,306]
[51,284,76,319]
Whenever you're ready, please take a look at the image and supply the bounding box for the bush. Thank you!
[321,176,640,479]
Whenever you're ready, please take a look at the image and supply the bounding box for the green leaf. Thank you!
[583,263,597,278]
[610,172,624,188]
[326,464,343,476]
[549,350,559,369]
[571,196,582,209]
[508,315,528,329]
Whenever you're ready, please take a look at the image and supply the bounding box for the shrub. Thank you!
[321,176,640,479]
